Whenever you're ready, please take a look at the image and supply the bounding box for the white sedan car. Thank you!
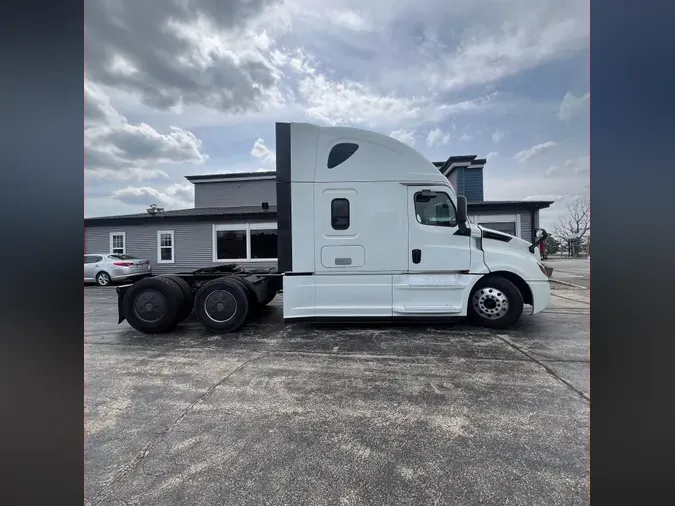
[84,253,152,286]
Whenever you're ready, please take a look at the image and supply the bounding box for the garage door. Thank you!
[478,221,517,236]
[469,213,520,237]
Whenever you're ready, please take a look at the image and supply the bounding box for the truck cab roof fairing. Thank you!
[275,122,447,185]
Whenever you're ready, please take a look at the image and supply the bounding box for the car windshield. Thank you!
[109,254,138,260]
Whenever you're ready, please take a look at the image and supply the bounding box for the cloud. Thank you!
[284,47,497,129]
[486,151,498,160]
[460,133,472,142]
[390,129,416,147]
[85,168,169,181]
[492,129,504,143]
[85,0,288,114]
[523,194,563,201]
[423,6,588,94]
[545,166,559,177]
[330,9,372,31]
[514,141,557,163]
[85,82,207,180]
[426,128,450,147]
[558,92,590,120]
[111,183,195,209]
[565,155,590,173]
[544,156,589,177]
[297,71,425,128]
[251,138,276,164]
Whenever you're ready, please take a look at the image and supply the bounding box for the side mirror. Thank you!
[529,228,549,253]
[456,196,468,223]
[456,196,470,235]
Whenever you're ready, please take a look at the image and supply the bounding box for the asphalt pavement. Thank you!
[85,277,589,506]
[546,258,590,289]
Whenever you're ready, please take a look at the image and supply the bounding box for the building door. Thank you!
[407,186,471,272]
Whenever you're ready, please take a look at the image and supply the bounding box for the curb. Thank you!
[550,278,588,290]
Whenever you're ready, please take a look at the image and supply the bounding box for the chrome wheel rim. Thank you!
[472,287,509,320]
[98,273,110,286]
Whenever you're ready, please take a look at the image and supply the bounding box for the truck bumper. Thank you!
[529,280,551,315]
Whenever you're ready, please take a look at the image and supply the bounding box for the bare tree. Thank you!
[552,197,590,247]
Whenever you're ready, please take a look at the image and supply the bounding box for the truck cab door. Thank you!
[392,186,472,316]
[407,186,471,272]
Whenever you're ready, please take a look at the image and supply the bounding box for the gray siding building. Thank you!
[85,156,552,275]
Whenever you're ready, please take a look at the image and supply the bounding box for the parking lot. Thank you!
[85,268,589,505]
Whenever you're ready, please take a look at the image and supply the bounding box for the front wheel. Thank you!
[467,276,524,329]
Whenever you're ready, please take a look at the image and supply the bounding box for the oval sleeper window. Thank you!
[327,143,359,169]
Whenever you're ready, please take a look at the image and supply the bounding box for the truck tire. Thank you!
[467,275,524,329]
[194,278,250,333]
[163,275,194,324]
[123,277,183,333]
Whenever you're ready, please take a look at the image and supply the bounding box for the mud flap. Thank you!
[116,284,133,324]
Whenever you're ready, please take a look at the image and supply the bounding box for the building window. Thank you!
[414,191,457,227]
[213,223,277,262]
[331,198,350,230]
[157,230,175,263]
[327,143,359,168]
[110,232,125,254]
[250,224,278,259]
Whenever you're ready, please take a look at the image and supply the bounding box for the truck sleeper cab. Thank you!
[277,122,550,329]
[115,122,551,334]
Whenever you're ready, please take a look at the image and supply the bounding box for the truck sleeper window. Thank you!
[331,198,350,230]
[414,191,457,227]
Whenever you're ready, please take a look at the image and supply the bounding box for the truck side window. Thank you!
[331,198,350,230]
[414,191,457,227]
[327,143,359,168]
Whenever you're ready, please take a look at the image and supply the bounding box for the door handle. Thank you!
[412,249,421,264]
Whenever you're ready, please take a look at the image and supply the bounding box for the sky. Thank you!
[84,0,589,228]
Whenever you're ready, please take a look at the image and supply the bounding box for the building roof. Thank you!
[85,205,277,226]
[433,155,486,176]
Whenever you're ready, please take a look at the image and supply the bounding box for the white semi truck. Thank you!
[116,122,551,333]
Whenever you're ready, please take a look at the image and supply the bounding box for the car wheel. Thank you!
[96,272,111,286]
[122,277,182,333]
[467,275,524,329]
[194,278,250,333]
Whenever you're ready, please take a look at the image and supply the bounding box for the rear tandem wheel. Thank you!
[163,275,194,324]
[122,277,183,333]
[194,277,250,333]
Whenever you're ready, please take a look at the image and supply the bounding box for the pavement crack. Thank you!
[551,293,590,305]
[492,334,590,403]
[90,352,268,506]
